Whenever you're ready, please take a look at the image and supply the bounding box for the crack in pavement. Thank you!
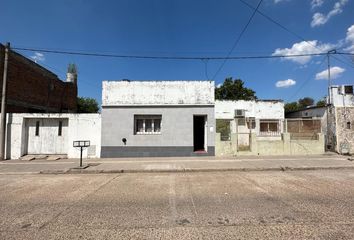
[38,174,121,230]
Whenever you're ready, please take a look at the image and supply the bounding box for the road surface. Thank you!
[1,170,354,239]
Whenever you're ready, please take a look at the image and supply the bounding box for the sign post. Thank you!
[73,140,90,168]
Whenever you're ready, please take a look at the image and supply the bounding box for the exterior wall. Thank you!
[216,133,325,156]
[215,100,284,143]
[327,85,354,153]
[101,80,215,158]
[5,113,101,159]
[335,107,354,154]
[101,106,215,157]
[0,44,77,113]
[215,100,284,120]
[102,80,214,106]
[216,133,236,156]
[278,85,354,155]
[330,85,354,107]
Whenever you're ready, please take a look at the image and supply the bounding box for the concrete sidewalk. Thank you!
[0,154,353,174]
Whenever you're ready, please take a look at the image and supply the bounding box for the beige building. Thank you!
[215,100,325,156]
[286,84,354,155]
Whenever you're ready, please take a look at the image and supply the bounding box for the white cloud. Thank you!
[276,79,296,88]
[31,52,45,63]
[315,66,345,80]
[346,25,354,43]
[344,24,354,53]
[311,0,348,27]
[272,40,336,64]
[216,83,222,88]
[311,0,324,8]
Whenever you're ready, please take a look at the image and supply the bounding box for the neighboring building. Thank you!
[286,105,327,119]
[215,100,325,156]
[215,99,285,140]
[286,105,327,137]
[328,85,354,154]
[286,84,354,155]
[101,80,215,157]
[0,44,77,113]
[5,113,101,159]
[329,85,354,107]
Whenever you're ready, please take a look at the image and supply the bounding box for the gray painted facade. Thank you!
[101,81,215,158]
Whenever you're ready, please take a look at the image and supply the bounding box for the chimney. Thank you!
[66,63,77,84]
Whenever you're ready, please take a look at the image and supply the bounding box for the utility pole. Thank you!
[325,49,336,152]
[327,49,336,105]
[0,42,10,160]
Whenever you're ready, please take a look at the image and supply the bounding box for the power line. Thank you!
[286,55,327,102]
[202,59,210,80]
[336,52,354,56]
[211,0,264,81]
[12,47,336,60]
[238,0,354,69]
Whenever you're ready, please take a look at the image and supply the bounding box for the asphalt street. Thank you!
[1,170,354,239]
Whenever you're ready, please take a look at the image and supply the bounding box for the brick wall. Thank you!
[0,44,77,113]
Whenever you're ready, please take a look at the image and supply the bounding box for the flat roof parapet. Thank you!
[102,80,215,106]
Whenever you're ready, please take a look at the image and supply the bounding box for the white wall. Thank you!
[102,80,215,106]
[5,113,101,159]
[330,85,354,107]
[66,114,101,159]
[215,100,284,120]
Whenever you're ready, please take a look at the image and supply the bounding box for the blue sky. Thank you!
[1,0,353,104]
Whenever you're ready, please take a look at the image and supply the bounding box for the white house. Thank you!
[215,100,284,138]
[5,113,101,159]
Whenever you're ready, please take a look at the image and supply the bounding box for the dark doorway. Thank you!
[193,115,206,152]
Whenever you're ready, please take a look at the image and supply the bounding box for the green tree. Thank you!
[284,102,299,113]
[215,77,257,101]
[298,97,314,109]
[316,99,326,107]
[77,97,99,113]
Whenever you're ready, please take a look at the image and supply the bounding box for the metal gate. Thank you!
[25,118,68,154]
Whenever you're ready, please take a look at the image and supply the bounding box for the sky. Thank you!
[0,0,353,104]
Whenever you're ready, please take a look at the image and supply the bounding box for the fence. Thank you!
[216,118,322,141]
[285,119,322,140]
[215,118,325,156]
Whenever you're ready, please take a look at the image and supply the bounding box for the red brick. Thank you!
[0,44,77,113]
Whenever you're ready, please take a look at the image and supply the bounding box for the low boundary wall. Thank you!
[216,133,325,156]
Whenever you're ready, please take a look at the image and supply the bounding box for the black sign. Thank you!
[73,140,90,148]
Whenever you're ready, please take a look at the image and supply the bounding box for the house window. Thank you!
[237,118,246,126]
[216,119,231,141]
[347,122,351,130]
[35,121,40,136]
[344,85,353,94]
[134,115,162,134]
[259,120,280,136]
[58,121,63,136]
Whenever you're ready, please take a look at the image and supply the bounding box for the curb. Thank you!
[37,165,354,174]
